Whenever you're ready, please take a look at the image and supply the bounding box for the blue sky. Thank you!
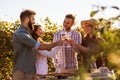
[0,0,120,25]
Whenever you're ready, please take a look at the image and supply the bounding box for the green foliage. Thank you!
[42,17,58,42]
[89,4,120,79]
[0,21,19,80]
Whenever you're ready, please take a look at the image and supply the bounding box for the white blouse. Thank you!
[35,46,59,75]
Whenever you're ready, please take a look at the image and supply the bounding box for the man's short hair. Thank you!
[20,9,36,21]
[65,14,75,22]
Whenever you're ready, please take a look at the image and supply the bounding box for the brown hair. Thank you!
[65,14,75,23]
[20,9,36,21]
[31,25,41,40]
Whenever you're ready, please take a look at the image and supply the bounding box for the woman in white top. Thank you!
[31,25,59,75]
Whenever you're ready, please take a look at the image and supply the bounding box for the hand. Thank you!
[66,39,76,46]
[56,40,65,46]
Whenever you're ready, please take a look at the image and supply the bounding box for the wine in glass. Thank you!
[61,31,71,47]
[61,31,66,40]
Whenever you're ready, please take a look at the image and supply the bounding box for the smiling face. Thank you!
[35,25,42,37]
[83,24,93,35]
[81,20,94,35]
[63,14,75,31]
[63,17,74,31]
[32,25,42,40]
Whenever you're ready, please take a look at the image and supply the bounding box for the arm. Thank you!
[68,37,104,54]
[37,50,53,58]
[16,31,63,50]
[67,39,88,53]
[73,42,88,53]
[37,46,59,58]
[37,40,63,50]
[37,32,63,50]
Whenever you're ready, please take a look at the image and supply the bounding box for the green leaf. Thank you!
[90,10,99,17]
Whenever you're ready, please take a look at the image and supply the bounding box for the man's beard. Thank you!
[65,27,71,31]
[28,21,33,31]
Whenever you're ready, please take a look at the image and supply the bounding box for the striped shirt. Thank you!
[52,29,82,71]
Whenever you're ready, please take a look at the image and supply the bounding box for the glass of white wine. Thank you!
[61,32,66,40]
[61,31,71,47]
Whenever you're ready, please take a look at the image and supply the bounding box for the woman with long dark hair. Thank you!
[31,25,59,76]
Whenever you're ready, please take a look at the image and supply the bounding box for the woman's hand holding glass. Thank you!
[66,39,76,46]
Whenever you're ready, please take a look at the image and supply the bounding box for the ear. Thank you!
[25,17,29,23]
[72,22,75,26]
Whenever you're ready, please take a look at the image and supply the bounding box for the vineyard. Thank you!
[0,7,120,79]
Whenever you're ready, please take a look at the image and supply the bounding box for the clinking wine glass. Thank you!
[61,30,71,47]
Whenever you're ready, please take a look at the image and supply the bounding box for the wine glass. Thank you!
[61,30,71,47]
[61,31,66,40]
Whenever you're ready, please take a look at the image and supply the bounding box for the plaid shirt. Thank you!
[52,29,82,70]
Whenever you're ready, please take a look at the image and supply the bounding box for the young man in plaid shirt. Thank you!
[52,14,82,79]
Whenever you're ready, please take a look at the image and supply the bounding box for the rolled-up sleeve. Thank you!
[35,41,41,49]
